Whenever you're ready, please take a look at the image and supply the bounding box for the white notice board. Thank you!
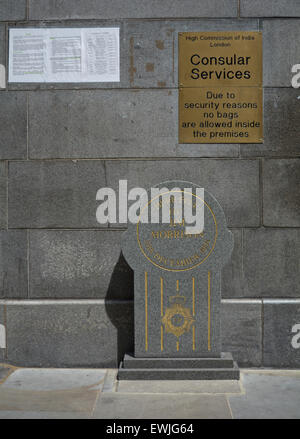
[9,27,120,83]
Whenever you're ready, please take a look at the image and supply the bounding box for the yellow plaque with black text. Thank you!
[178,31,263,144]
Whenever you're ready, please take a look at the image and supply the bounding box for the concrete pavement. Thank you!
[0,364,300,419]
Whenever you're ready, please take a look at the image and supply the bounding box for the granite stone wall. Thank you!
[0,0,299,367]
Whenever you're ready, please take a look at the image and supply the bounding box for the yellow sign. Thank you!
[178,31,263,144]
[179,86,263,143]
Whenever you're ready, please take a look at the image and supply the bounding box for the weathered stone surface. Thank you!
[0,93,27,159]
[93,393,232,419]
[29,0,238,20]
[28,90,177,159]
[29,230,133,299]
[262,20,300,87]
[222,229,243,298]
[125,19,258,89]
[241,88,300,157]
[0,0,26,21]
[0,163,6,229]
[0,231,28,299]
[263,300,300,367]
[243,229,300,297]
[263,159,300,227]
[6,302,133,367]
[106,160,260,227]
[221,300,262,366]
[240,0,300,17]
[9,161,107,228]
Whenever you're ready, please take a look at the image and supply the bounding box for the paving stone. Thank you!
[262,20,300,87]
[0,92,27,159]
[29,230,133,299]
[263,300,300,367]
[241,88,300,157]
[2,368,106,391]
[221,301,262,367]
[93,393,232,419]
[243,229,300,297]
[6,302,133,367]
[0,162,6,229]
[240,0,300,17]
[0,0,26,21]
[8,161,107,228]
[29,0,238,20]
[263,159,300,227]
[229,372,300,419]
[0,231,28,299]
[106,159,260,227]
[0,366,10,382]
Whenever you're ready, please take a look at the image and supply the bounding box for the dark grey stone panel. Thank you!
[118,365,240,380]
[222,229,243,298]
[8,161,107,228]
[29,230,133,299]
[0,231,28,299]
[106,160,260,227]
[29,0,238,20]
[0,162,7,229]
[28,90,177,159]
[243,229,300,297]
[263,20,300,87]
[241,1,300,17]
[263,300,300,367]
[0,93,27,159]
[0,0,26,20]
[241,89,300,157]
[263,159,300,227]
[221,300,262,366]
[6,302,133,367]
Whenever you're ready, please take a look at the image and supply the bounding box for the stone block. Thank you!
[28,90,177,159]
[29,1,238,20]
[8,161,107,228]
[221,300,262,366]
[0,93,27,159]
[29,230,133,299]
[263,159,300,227]
[6,302,133,367]
[0,0,26,21]
[241,89,300,157]
[263,20,300,87]
[0,231,28,299]
[106,159,260,227]
[240,1,300,17]
[222,229,243,298]
[263,300,300,367]
[243,228,300,297]
[0,162,7,229]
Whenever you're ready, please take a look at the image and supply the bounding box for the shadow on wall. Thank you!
[105,252,134,367]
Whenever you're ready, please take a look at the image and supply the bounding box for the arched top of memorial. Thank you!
[122,180,233,273]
